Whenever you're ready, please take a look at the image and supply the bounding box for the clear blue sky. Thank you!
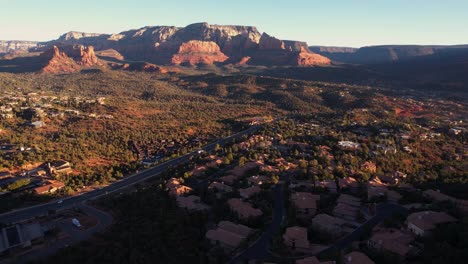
[1,0,467,47]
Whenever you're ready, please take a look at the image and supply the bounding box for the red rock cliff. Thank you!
[171,40,229,65]
[40,46,82,73]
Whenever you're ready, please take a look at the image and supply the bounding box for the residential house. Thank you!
[367,185,401,203]
[219,175,237,186]
[27,121,45,129]
[360,161,377,173]
[176,195,210,211]
[205,221,253,251]
[406,211,457,236]
[227,198,262,219]
[311,214,347,238]
[333,194,361,221]
[338,177,359,193]
[0,223,45,254]
[239,186,261,199]
[343,251,374,264]
[338,141,360,149]
[247,175,270,186]
[368,228,415,257]
[283,226,309,249]
[166,178,193,197]
[291,192,320,218]
[315,180,337,193]
[33,180,65,194]
[423,189,468,214]
[48,160,72,174]
[208,182,233,193]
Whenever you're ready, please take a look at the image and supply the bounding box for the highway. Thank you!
[0,125,259,225]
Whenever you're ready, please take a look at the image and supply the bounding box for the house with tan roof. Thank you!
[227,198,262,219]
[343,251,374,264]
[360,161,377,173]
[206,221,253,251]
[33,180,65,194]
[283,226,309,249]
[368,228,415,257]
[165,178,193,197]
[291,192,320,218]
[239,186,261,199]
[406,211,457,236]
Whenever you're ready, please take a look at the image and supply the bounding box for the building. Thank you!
[247,175,270,186]
[338,177,359,193]
[406,211,457,236]
[423,189,468,214]
[315,180,337,193]
[165,178,193,197]
[360,161,377,173]
[333,194,361,221]
[283,226,309,249]
[343,251,374,264]
[208,182,233,193]
[0,223,45,254]
[205,221,253,251]
[368,228,415,257]
[219,175,237,185]
[176,195,210,211]
[291,192,320,218]
[27,121,45,129]
[48,160,72,174]
[33,180,65,194]
[227,198,262,219]
[311,214,347,238]
[239,186,261,199]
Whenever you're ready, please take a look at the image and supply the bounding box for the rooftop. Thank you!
[407,211,457,231]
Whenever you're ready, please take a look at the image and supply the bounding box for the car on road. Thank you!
[57,200,63,204]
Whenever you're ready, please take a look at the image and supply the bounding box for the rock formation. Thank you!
[40,46,82,73]
[295,47,331,65]
[39,45,101,73]
[171,40,228,65]
[6,22,333,67]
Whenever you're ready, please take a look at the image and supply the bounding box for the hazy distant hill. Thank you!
[310,45,468,64]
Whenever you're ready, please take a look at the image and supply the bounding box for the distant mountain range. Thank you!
[0,22,467,93]
[310,45,468,64]
[0,22,332,71]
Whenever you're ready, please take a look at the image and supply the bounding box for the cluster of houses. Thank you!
[161,124,466,262]
[0,160,71,196]
[0,91,107,127]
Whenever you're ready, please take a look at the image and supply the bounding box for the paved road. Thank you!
[0,125,259,225]
[230,182,285,264]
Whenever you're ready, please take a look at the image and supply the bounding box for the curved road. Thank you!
[0,125,259,225]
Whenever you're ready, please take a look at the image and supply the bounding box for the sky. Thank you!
[1,0,467,47]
